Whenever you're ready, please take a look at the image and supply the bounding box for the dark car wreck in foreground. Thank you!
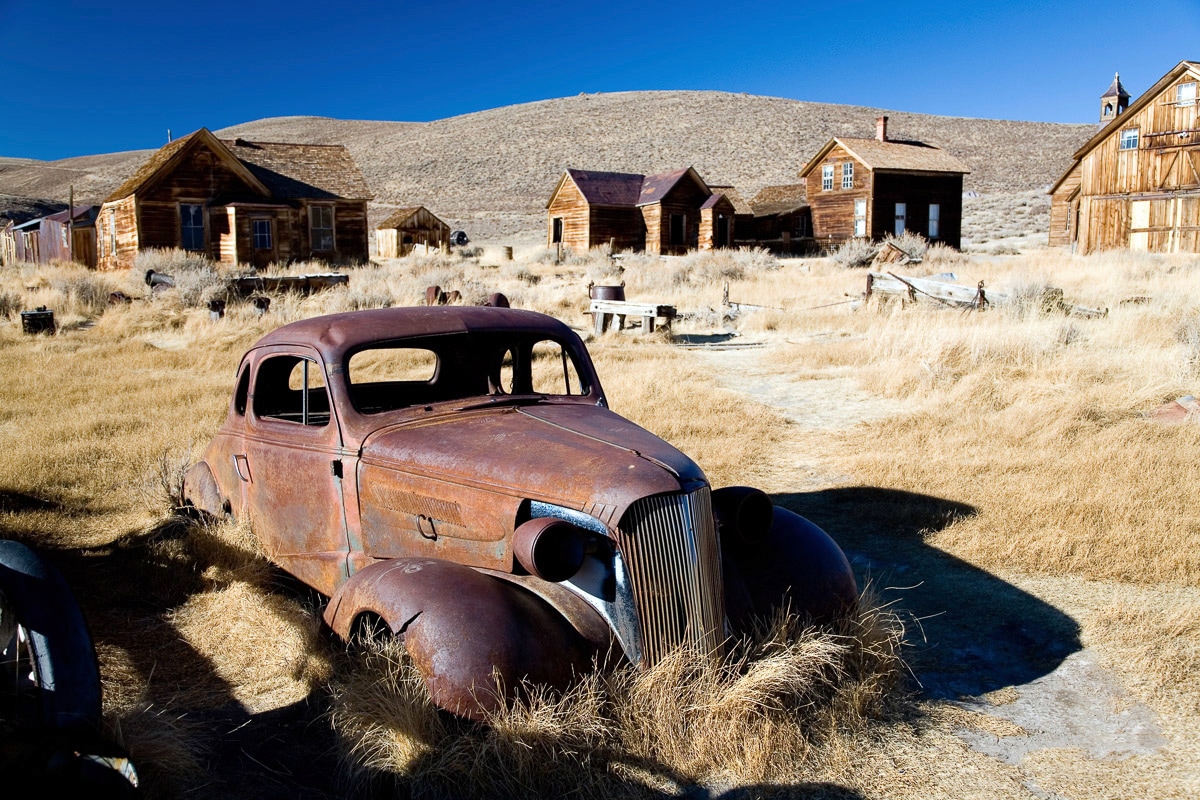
[184,306,857,718]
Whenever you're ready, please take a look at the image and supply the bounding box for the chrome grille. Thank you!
[619,487,724,666]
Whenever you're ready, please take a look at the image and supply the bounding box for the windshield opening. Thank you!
[346,332,589,414]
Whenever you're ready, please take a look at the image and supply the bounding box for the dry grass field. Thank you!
[0,91,1093,246]
[1,241,1198,798]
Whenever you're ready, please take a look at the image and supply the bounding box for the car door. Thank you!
[239,346,351,596]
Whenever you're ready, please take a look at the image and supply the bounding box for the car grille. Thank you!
[618,487,725,666]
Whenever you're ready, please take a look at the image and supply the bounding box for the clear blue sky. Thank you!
[1,0,1197,161]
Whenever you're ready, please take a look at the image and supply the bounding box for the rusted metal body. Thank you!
[184,307,857,719]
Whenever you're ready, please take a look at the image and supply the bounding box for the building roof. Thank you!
[104,127,371,204]
[562,169,645,206]
[638,167,708,206]
[223,138,372,200]
[706,185,753,215]
[1102,72,1131,100]
[554,166,709,208]
[1050,60,1200,194]
[700,193,730,210]
[375,206,451,230]
[800,137,971,176]
[748,184,809,215]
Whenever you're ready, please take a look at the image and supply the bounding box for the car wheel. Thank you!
[0,540,102,733]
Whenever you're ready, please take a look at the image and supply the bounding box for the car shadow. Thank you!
[773,487,1082,700]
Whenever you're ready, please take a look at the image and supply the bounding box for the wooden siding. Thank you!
[140,145,259,204]
[590,206,645,251]
[547,178,592,251]
[1072,67,1200,253]
[806,144,872,248]
[377,207,450,257]
[699,196,736,250]
[96,197,140,271]
[1049,163,1083,248]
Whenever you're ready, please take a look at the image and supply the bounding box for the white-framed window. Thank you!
[822,164,834,191]
[842,162,854,189]
[1119,128,1139,150]
[180,203,204,251]
[929,203,940,239]
[309,205,334,251]
[854,199,867,236]
[1178,82,1197,107]
[253,218,273,250]
[894,203,906,235]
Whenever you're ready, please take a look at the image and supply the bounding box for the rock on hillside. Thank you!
[1,91,1095,243]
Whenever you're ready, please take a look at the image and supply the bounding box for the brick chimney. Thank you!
[876,116,888,142]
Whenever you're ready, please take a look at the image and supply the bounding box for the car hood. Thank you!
[358,402,706,524]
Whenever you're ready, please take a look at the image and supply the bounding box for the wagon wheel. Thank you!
[0,540,101,733]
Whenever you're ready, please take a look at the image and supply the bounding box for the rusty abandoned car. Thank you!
[183,306,857,718]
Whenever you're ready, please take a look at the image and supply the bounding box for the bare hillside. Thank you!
[1,91,1095,241]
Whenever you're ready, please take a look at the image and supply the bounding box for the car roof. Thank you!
[250,306,579,362]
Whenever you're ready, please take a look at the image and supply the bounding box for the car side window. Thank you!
[253,355,330,426]
[233,365,251,415]
[530,340,584,396]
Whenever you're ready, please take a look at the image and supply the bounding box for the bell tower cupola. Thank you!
[1101,72,1130,124]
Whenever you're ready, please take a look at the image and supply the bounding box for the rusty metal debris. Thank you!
[183,306,857,719]
[19,307,55,335]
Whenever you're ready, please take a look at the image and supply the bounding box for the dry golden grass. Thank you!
[330,599,905,798]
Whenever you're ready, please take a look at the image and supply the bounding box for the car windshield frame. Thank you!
[342,330,597,416]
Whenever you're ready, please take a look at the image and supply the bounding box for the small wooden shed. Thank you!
[375,207,451,257]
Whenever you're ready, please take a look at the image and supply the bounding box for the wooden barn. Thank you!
[0,206,98,267]
[546,166,733,255]
[375,206,450,257]
[96,128,371,271]
[1049,61,1200,254]
[799,117,969,249]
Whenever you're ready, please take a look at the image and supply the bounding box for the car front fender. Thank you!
[324,557,609,719]
[722,506,858,632]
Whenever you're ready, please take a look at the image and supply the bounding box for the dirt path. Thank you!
[689,341,1198,799]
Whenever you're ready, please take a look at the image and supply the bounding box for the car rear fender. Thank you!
[324,557,610,719]
[182,460,226,519]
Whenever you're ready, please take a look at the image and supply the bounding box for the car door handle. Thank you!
[233,454,251,482]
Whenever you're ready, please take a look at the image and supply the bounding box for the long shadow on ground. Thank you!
[775,488,1082,700]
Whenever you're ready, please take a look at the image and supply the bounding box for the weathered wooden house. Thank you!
[546,166,732,255]
[375,206,450,257]
[0,206,99,267]
[95,128,371,270]
[1049,61,1200,254]
[799,117,970,249]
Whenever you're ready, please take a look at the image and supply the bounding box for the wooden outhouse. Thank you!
[375,207,451,257]
[95,128,372,270]
[799,117,969,249]
[546,166,726,255]
[1049,61,1200,254]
